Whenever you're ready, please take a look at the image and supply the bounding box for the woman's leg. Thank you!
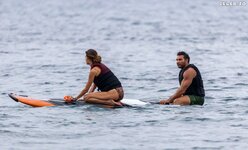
[84,98,117,106]
[84,88,124,106]
[85,89,119,101]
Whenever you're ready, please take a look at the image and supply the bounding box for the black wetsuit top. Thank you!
[179,64,205,97]
[91,63,122,92]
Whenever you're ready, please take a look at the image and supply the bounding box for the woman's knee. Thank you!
[84,99,89,103]
[84,98,93,103]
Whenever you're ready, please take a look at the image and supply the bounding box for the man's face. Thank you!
[176,55,188,68]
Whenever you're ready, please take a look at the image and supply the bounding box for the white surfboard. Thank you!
[121,98,148,106]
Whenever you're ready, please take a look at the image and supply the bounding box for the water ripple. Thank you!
[1,0,248,149]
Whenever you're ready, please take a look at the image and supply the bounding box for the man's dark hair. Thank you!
[177,51,190,63]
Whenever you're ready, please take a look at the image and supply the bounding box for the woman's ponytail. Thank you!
[94,55,102,63]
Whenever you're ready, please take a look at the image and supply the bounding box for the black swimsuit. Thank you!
[91,63,124,100]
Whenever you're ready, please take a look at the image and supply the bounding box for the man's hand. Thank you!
[159,99,172,105]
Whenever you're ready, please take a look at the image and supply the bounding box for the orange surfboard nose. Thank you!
[17,96,55,107]
[64,95,73,102]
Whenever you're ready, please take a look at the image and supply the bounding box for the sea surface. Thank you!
[1,0,248,149]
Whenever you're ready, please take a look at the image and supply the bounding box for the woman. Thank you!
[71,49,124,106]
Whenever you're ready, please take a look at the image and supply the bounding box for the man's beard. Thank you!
[177,64,184,69]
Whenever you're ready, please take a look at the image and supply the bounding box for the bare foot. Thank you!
[112,100,123,106]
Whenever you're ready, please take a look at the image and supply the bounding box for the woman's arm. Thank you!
[75,69,98,100]
[89,83,97,93]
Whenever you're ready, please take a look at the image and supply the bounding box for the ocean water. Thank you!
[1,0,248,149]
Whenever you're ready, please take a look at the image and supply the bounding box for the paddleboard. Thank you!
[8,93,149,107]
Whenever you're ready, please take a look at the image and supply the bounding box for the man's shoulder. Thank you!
[184,67,196,73]
[187,64,200,72]
[183,66,197,77]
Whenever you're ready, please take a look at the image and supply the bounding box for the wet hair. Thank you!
[85,49,102,63]
[177,51,190,63]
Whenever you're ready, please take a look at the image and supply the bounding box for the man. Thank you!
[160,51,205,105]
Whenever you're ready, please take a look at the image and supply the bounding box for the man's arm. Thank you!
[160,68,196,104]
